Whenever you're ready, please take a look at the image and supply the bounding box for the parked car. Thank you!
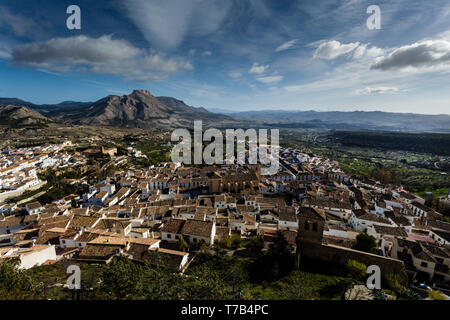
[411,283,432,291]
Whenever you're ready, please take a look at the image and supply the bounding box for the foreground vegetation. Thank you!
[1,232,431,300]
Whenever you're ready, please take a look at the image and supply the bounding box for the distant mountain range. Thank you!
[217,110,450,133]
[0,93,449,132]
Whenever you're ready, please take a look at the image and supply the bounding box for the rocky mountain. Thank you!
[156,96,210,114]
[0,105,52,126]
[65,90,235,128]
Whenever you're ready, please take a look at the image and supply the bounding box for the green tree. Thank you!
[231,234,242,249]
[346,259,367,281]
[249,231,295,283]
[99,256,144,299]
[198,240,209,254]
[223,236,232,249]
[280,273,315,300]
[224,263,248,299]
[352,233,378,254]
[184,264,227,299]
[176,236,188,252]
[0,258,37,300]
[246,235,264,253]
[141,253,186,300]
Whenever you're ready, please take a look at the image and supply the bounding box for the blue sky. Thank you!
[0,0,450,114]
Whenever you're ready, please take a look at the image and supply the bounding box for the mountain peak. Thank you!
[131,89,151,96]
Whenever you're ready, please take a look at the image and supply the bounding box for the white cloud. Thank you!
[249,62,269,74]
[354,86,399,95]
[352,45,366,60]
[122,0,231,49]
[275,39,298,52]
[12,35,193,82]
[314,40,360,60]
[256,75,283,84]
[228,70,243,78]
[353,44,384,60]
[202,51,212,56]
[371,39,450,71]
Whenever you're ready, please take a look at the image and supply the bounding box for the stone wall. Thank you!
[301,242,408,284]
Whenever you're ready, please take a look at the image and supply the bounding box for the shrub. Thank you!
[428,290,447,300]
[385,273,407,296]
[346,260,367,281]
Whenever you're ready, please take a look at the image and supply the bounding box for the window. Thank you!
[304,221,310,230]
[167,234,171,239]
[420,262,428,268]
[312,223,318,232]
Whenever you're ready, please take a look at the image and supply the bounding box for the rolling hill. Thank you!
[0,105,52,127]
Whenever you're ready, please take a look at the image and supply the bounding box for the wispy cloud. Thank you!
[256,75,283,84]
[0,43,11,59]
[354,86,399,95]
[275,39,298,52]
[122,0,231,49]
[228,70,243,78]
[0,6,37,37]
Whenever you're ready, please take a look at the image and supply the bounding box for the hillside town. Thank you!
[0,141,449,295]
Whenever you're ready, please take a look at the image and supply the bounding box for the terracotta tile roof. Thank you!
[78,244,122,260]
[26,201,42,210]
[160,219,185,234]
[373,225,408,237]
[89,236,128,246]
[95,218,131,231]
[181,219,214,238]
[70,215,99,229]
[0,215,23,227]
